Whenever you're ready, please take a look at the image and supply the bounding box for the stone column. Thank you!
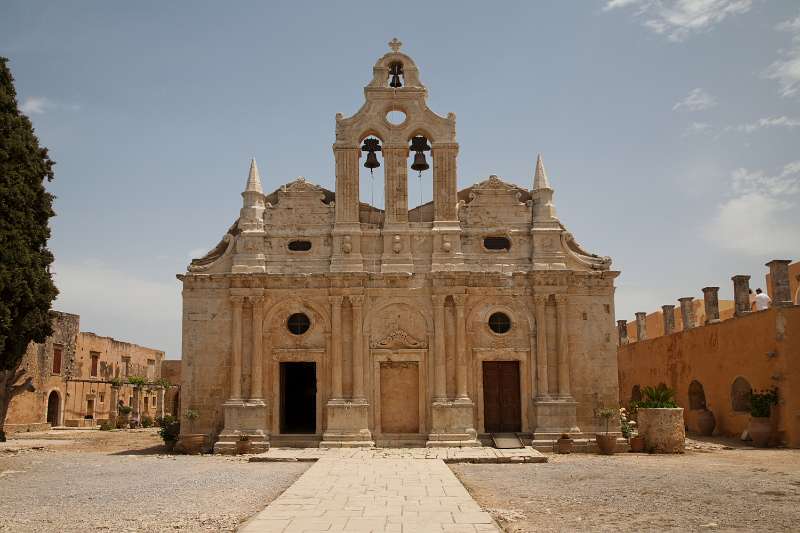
[453,295,468,401]
[432,295,447,401]
[617,320,629,345]
[555,294,571,398]
[350,295,365,400]
[534,295,549,398]
[250,296,264,399]
[329,296,344,400]
[732,275,751,316]
[702,287,721,324]
[333,146,360,223]
[678,297,695,331]
[110,386,120,420]
[158,387,165,420]
[635,312,647,341]
[382,146,409,224]
[766,259,793,307]
[432,143,458,221]
[230,295,244,400]
[662,305,676,335]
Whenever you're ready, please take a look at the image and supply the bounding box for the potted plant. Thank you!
[595,407,617,455]
[237,434,251,455]
[621,407,644,452]
[158,415,180,452]
[177,408,205,454]
[116,404,132,429]
[749,388,778,448]
[556,433,573,454]
[635,385,685,454]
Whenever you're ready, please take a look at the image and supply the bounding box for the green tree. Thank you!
[0,57,58,441]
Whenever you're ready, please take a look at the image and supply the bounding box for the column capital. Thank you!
[452,294,467,308]
[533,294,549,306]
[678,296,694,303]
[230,295,245,305]
[701,286,719,294]
[617,319,628,327]
[432,294,447,307]
[430,142,459,152]
[731,274,751,282]
[554,293,568,306]
[332,144,360,152]
[765,259,792,268]
[328,295,344,306]
[635,311,647,319]
[248,295,265,306]
[349,294,365,307]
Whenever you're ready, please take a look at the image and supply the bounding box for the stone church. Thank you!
[178,40,620,452]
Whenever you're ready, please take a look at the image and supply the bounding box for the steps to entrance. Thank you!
[248,446,547,464]
[490,433,524,449]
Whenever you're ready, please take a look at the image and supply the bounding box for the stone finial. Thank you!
[533,154,551,191]
[388,38,402,52]
[702,287,721,324]
[731,275,751,317]
[617,320,629,345]
[766,259,792,307]
[678,297,695,331]
[245,158,263,194]
[661,305,676,335]
[635,312,647,341]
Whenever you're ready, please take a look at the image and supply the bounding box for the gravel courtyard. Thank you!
[452,440,800,532]
[0,429,308,532]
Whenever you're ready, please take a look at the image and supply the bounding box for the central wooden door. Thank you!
[482,361,521,433]
[380,361,419,433]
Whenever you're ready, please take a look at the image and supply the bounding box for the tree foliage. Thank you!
[0,56,58,439]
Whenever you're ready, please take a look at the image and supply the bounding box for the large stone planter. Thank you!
[637,408,685,453]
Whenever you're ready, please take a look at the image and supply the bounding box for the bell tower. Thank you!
[330,39,464,273]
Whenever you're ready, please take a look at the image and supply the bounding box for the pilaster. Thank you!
[331,146,364,272]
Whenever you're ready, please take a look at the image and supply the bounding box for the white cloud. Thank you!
[673,88,717,111]
[52,261,181,358]
[764,10,800,97]
[732,116,800,133]
[705,161,800,256]
[605,0,753,42]
[682,121,712,136]
[19,96,53,114]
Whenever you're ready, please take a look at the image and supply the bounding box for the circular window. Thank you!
[386,110,406,125]
[488,312,511,334]
[287,313,311,335]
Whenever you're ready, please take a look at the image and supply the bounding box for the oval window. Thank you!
[483,236,511,251]
[488,312,511,334]
[288,240,312,252]
[287,313,311,335]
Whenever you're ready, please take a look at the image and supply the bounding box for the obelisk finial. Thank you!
[388,38,402,52]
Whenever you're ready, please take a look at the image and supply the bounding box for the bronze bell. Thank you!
[389,62,403,88]
[361,138,381,174]
[364,150,380,170]
[411,152,429,173]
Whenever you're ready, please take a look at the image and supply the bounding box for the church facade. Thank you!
[178,40,620,452]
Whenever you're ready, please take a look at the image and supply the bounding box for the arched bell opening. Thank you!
[406,133,433,223]
[387,61,405,88]
[359,135,385,221]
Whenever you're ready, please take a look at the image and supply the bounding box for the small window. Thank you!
[288,240,312,252]
[488,312,511,334]
[287,313,311,335]
[90,352,99,377]
[52,345,62,374]
[99,393,105,404]
[483,236,511,251]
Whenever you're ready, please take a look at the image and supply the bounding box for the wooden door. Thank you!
[380,361,419,434]
[483,361,521,433]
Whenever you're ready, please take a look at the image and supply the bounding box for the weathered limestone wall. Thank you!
[618,306,800,447]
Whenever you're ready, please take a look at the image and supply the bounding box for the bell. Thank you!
[389,62,403,88]
[411,152,429,173]
[364,150,380,170]
[390,73,402,88]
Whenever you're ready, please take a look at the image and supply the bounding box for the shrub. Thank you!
[99,421,114,431]
[158,415,180,443]
[127,375,148,387]
[184,408,199,433]
[633,385,678,409]
[117,405,133,415]
[750,388,778,418]
[597,407,616,435]
[109,377,124,387]
[141,415,153,428]
[115,416,127,429]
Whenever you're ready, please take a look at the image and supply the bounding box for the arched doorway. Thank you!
[46,391,60,426]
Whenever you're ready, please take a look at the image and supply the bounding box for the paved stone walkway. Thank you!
[239,457,501,532]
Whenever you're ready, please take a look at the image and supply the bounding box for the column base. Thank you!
[320,399,374,448]
[427,400,480,447]
[531,398,580,437]
[214,399,270,454]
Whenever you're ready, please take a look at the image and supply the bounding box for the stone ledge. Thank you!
[247,446,547,464]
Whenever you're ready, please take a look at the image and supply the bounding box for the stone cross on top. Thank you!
[388,38,402,52]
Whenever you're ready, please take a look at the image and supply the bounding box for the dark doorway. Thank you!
[280,362,316,434]
[46,391,60,426]
[483,361,521,433]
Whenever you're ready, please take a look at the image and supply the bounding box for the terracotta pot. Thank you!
[637,408,685,454]
[557,438,573,454]
[177,434,207,455]
[595,434,617,455]
[696,409,716,436]
[629,435,645,452]
[163,439,177,452]
[237,440,252,455]
[749,417,772,448]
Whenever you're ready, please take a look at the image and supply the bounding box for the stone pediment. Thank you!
[465,175,524,206]
[370,328,426,349]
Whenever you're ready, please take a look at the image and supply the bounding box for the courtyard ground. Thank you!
[452,438,800,532]
[0,429,308,532]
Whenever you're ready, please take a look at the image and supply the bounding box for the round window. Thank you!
[488,312,511,334]
[386,110,406,125]
[287,313,311,335]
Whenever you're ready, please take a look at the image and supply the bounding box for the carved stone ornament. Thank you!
[342,235,352,254]
[371,328,426,349]
[392,234,402,254]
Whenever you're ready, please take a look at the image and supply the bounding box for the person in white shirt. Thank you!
[754,288,771,311]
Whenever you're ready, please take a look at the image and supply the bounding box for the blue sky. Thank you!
[2,1,798,358]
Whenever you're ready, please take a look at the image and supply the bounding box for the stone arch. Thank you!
[263,297,331,335]
[46,389,61,427]
[365,298,432,347]
[731,376,751,412]
[688,380,707,410]
[630,385,642,404]
[466,299,535,336]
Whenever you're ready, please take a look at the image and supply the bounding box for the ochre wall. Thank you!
[618,306,800,447]
[625,299,736,341]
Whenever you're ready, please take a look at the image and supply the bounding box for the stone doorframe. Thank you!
[370,349,428,438]
[45,388,63,427]
[270,348,326,436]
[472,347,531,434]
